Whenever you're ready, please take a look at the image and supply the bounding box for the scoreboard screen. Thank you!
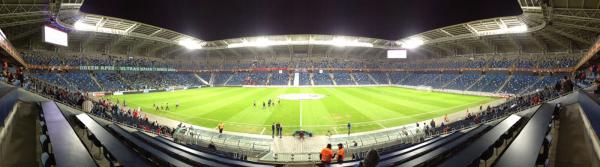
[43,26,68,47]
[387,50,407,59]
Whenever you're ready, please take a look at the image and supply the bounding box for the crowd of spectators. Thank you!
[415,85,563,141]
[22,52,204,69]
[22,52,583,71]
[26,77,176,137]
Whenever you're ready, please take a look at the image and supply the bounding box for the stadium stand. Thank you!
[299,73,311,86]
[353,73,375,85]
[333,72,354,85]
[270,72,289,85]
[314,72,333,85]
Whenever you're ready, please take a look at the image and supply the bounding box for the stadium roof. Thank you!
[0,0,599,59]
[79,0,523,41]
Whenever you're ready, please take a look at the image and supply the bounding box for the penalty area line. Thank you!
[260,127,266,135]
[375,121,387,129]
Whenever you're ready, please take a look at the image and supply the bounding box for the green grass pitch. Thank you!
[105,87,496,135]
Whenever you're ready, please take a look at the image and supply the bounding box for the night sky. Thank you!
[81,0,522,41]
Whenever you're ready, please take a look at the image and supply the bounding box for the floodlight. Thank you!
[74,20,92,31]
[509,25,528,33]
[401,38,424,49]
[331,37,347,47]
[255,38,271,47]
[226,37,373,48]
[178,38,202,50]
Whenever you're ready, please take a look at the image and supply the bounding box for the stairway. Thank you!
[309,73,315,86]
[266,73,272,85]
[367,73,379,85]
[223,74,234,85]
[518,76,543,94]
[349,73,359,85]
[465,75,485,91]
[88,73,104,90]
[56,74,77,90]
[329,73,337,85]
[397,73,412,85]
[117,73,132,89]
[496,75,513,93]
[425,74,442,86]
[385,73,392,85]
[441,74,461,88]
[209,73,216,86]
[193,73,210,85]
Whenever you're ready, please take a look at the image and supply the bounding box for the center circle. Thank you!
[278,93,326,100]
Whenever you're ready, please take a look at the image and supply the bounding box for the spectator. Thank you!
[320,144,334,165]
[361,150,380,167]
[208,142,216,151]
[335,143,345,163]
[217,122,224,136]
[594,80,600,95]
[275,122,281,137]
[271,123,275,138]
[278,123,283,138]
[347,122,352,136]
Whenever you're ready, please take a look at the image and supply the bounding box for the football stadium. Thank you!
[0,0,600,166]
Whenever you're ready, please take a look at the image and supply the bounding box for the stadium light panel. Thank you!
[178,38,202,50]
[331,37,348,47]
[73,20,91,31]
[73,20,128,35]
[477,24,528,35]
[227,38,373,48]
[401,38,424,49]
[509,25,528,33]
[255,38,271,47]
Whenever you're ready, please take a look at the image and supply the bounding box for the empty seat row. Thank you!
[39,102,97,167]
[331,112,529,167]
[75,114,151,167]
[106,124,193,167]
[132,130,274,167]
[440,114,523,167]
[494,103,557,167]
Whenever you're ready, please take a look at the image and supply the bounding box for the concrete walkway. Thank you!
[554,104,599,167]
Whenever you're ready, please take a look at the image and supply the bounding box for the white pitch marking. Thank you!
[299,100,303,128]
[260,127,266,135]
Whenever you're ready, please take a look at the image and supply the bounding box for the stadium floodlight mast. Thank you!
[178,38,203,50]
[227,36,373,48]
